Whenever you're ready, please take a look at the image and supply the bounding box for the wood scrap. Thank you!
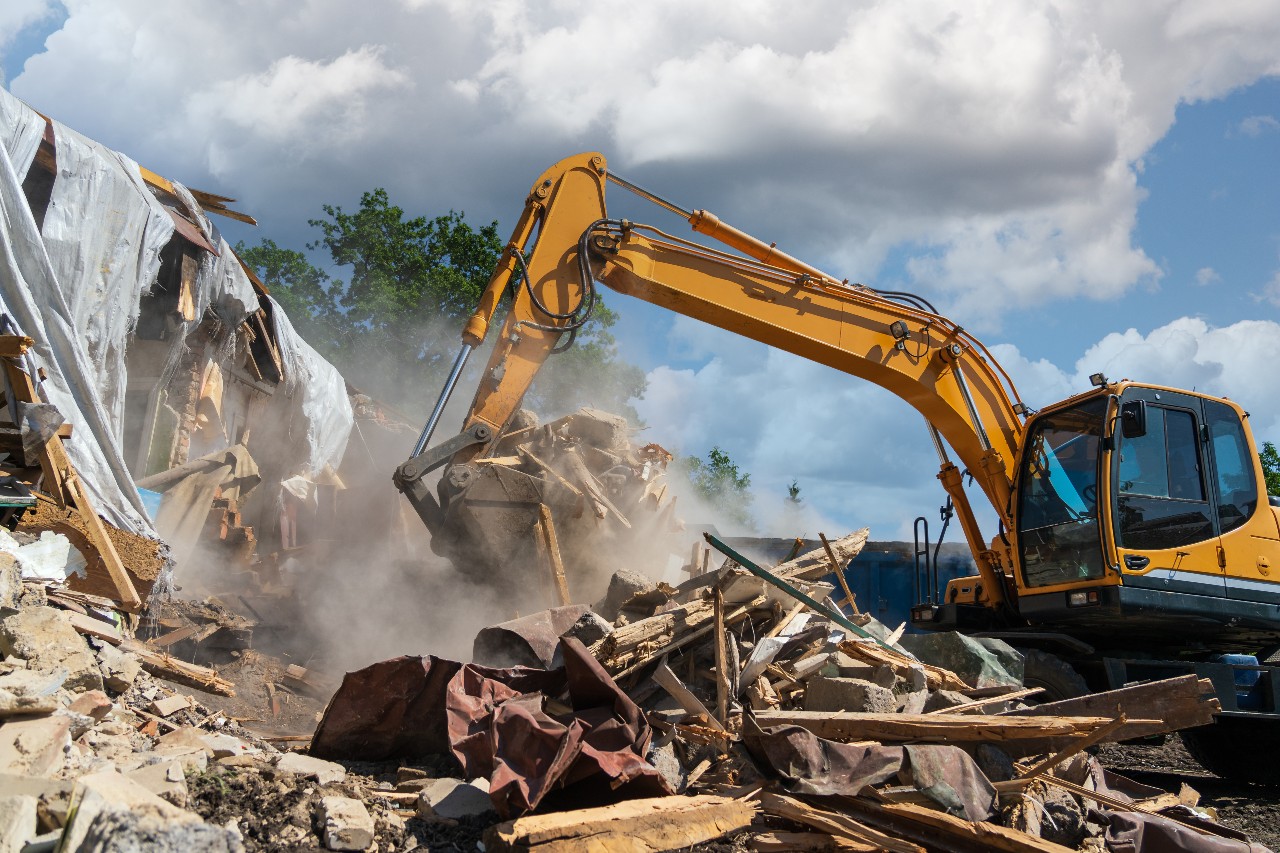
[65,610,123,645]
[838,639,970,692]
[652,659,726,731]
[1001,674,1220,737]
[751,710,1162,746]
[755,792,923,853]
[713,587,730,725]
[120,638,236,696]
[484,794,756,852]
[926,686,1044,714]
[819,532,860,615]
[838,796,1077,853]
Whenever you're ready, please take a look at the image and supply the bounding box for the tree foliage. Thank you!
[237,188,645,420]
[1262,441,1280,497]
[681,446,755,530]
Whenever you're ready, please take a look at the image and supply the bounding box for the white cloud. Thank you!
[1237,115,1280,137]
[638,315,1280,539]
[1259,270,1280,307]
[7,1,1280,323]
[0,0,58,83]
[1195,266,1221,286]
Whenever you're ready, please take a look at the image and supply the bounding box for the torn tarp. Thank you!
[473,605,590,669]
[744,721,996,822]
[312,638,670,818]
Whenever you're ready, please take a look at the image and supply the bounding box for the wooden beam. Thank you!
[3,362,140,610]
[0,337,34,358]
[756,793,922,853]
[535,504,571,607]
[838,797,1076,853]
[652,659,725,731]
[713,588,730,726]
[820,532,859,616]
[1001,674,1220,736]
[751,710,1162,746]
[485,794,756,852]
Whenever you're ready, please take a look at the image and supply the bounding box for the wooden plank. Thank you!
[838,797,1076,853]
[820,532,859,615]
[120,638,235,696]
[1000,674,1220,735]
[752,710,1162,745]
[838,639,970,692]
[652,659,725,731]
[756,792,922,853]
[611,598,764,680]
[713,587,729,725]
[65,610,123,645]
[485,794,756,852]
[1017,714,1128,781]
[926,686,1044,714]
[4,362,140,610]
[148,694,193,717]
[535,504,571,607]
[0,336,34,357]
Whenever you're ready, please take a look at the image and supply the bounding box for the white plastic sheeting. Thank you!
[170,181,258,326]
[0,91,43,179]
[0,104,155,536]
[40,121,175,447]
[248,296,353,482]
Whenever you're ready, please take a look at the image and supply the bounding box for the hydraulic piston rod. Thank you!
[411,343,474,457]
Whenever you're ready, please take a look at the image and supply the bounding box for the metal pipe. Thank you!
[411,343,474,457]
[605,172,693,218]
[952,360,992,452]
[926,420,950,465]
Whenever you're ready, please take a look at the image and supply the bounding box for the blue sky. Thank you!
[3,1,1279,540]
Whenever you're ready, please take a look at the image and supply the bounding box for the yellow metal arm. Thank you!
[448,152,1025,603]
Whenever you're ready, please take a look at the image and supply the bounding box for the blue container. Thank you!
[1214,653,1262,710]
[137,488,164,522]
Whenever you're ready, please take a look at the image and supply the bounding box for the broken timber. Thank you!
[120,638,236,696]
[484,794,756,852]
[751,710,1162,748]
[1000,673,1221,737]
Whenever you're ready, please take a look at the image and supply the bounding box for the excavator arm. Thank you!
[397,152,1028,608]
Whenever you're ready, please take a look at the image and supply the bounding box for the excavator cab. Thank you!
[968,383,1280,652]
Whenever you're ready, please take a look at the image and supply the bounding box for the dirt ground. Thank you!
[1099,735,1280,850]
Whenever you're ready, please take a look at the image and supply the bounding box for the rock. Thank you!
[904,665,929,693]
[923,689,970,713]
[69,691,113,722]
[561,611,613,647]
[149,746,206,775]
[198,734,254,760]
[59,769,203,852]
[275,753,346,785]
[871,664,899,690]
[0,688,57,719]
[0,794,36,853]
[0,774,72,831]
[646,741,686,793]
[898,632,1023,689]
[974,744,1015,783]
[0,716,71,777]
[898,690,929,714]
[415,778,494,819]
[72,808,244,853]
[320,796,374,851]
[126,761,188,808]
[1039,783,1086,846]
[95,645,141,694]
[0,554,19,614]
[1051,752,1093,786]
[148,695,191,718]
[562,407,633,458]
[0,609,102,693]
[803,677,897,713]
[593,571,658,623]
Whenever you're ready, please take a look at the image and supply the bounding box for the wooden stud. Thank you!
[536,503,572,607]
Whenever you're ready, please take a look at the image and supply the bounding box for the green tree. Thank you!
[238,188,646,420]
[681,446,755,530]
[1261,441,1280,496]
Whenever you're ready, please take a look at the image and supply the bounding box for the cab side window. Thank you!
[1204,401,1257,534]
[1115,405,1213,550]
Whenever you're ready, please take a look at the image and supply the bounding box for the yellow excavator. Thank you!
[395,153,1280,783]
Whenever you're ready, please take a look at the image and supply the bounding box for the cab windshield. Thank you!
[1017,397,1108,588]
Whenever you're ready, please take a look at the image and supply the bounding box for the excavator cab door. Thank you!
[1110,387,1223,596]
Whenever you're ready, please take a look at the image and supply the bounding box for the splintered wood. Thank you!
[485,795,757,852]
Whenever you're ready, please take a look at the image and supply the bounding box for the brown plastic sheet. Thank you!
[311,638,669,818]
[745,721,996,822]
[1104,810,1271,853]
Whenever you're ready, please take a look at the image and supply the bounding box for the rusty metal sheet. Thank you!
[163,206,219,255]
[311,638,670,819]
[473,605,589,668]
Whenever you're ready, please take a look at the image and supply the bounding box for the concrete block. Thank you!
[320,796,374,851]
[0,555,20,614]
[71,808,243,853]
[126,760,188,808]
[0,794,36,853]
[561,611,612,647]
[275,752,345,785]
[0,715,71,777]
[68,691,112,721]
[416,778,494,819]
[803,676,897,714]
[60,769,200,852]
[923,689,970,713]
[95,645,141,694]
[0,608,101,693]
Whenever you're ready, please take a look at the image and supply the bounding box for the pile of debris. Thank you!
[305,531,1268,853]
